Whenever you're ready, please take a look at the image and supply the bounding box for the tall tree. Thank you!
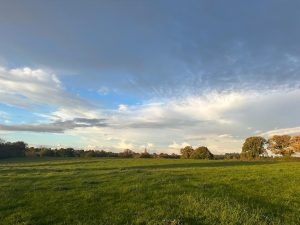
[190,146,214,159]
[268,135,291,155]
[180,146,194,159]
[242,136,266,158]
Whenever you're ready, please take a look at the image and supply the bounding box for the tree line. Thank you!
[180,134,300,160]
[241,135,300,158]
[0,139,180,159]
[1,134,300,160]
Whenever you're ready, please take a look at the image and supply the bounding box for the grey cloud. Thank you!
[0,118,107,133]
[184,136,207,141]
[223,90,300,136]
[126,119,209,129]
[0,1,300,97]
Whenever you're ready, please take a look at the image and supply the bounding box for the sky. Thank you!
[1,0,300,154]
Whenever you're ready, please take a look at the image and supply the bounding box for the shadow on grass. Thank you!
[0,160,278,175]
[0,158,105,168]
[127,160,278,170]
[0,167,118,174]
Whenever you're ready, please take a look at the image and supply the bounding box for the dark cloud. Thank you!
[0,118,107,133]
[0,0,300,97]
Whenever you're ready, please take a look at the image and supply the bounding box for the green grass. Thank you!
[0,158,299,225]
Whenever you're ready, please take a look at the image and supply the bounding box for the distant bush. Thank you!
[180,146,214,159]
[190,146,214,159]
[40,148,55,157]
[83,150,97,157]
[157,153,180,159]
[25,147,38,157]
[139,151,152,158]
[213,155,225,160]
[118,149,136,158]
[224,153,240,160]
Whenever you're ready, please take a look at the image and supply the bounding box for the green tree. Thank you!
[224,153,240,160]
[180,146,194,159]
[241,136,266,158]
[0,140,27,158]
[190,146,214,159]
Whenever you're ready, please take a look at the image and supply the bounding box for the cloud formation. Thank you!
[1,1,300,97]
[0,66,91,110]
[0,1,300,153]
[0,66,300,154]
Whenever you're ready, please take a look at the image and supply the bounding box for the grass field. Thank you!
[0,158,299,225]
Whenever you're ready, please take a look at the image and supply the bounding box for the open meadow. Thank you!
[0,158,299,225]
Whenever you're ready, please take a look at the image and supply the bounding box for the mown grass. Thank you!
[0,158,299,225]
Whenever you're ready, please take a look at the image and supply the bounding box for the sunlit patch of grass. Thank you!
[0,158,299,224]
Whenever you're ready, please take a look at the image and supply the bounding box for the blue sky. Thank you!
[1,0,300,153]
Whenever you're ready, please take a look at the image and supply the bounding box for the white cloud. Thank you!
[260,126,300,137]
[0,66,62,107]
[118,104,128,112]
[115,140,134,150]
[97,86,110,95]
[0,65,99,121]
[168,142,191,149]
[100,89,300,153]
[218,134,233,138]
[147,143,153,147]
